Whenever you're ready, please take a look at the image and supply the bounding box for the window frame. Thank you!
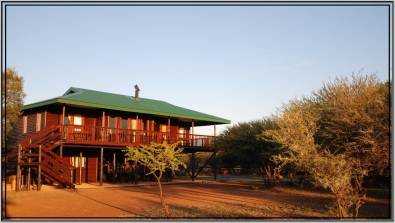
[131,119,138,130]
[73,115,83,126]
[108,116,117,129]
[22,116,27,134]
[71,156,86,168]
[120,118,128,129]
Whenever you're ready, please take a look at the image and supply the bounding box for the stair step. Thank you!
[19,126,75,188]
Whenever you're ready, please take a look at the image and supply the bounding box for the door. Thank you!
[71,156,86,184]
[86,157,98,183]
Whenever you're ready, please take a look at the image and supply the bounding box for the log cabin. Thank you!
[15,86,230,190]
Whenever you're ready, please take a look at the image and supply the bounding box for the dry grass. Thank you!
[5,181,390,219]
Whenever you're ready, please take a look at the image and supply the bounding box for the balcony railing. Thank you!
[61,125,215,148]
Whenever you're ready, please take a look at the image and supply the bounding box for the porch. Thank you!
[61,124,216,149]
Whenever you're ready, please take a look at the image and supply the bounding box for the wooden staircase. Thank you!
[17,126,74,190]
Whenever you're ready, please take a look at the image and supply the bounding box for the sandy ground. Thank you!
[5,181,390,219]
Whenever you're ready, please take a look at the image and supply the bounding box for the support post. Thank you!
[191,121,195,146]
[27,149,31,191]
[21,174,24,190]
[100,148,103,186]
[213,125,217,146]
[113,152,116,175]
[70,161,74,187]
[167,118,171,141]
[102,111,105,142]
[95,157,98,183]
[135,115,139,143]
[190,153,196,182]
[79,151,82,185]
[16,145,21,191]
[214,125,216,137]
[62,105,66,124]
[44,110,47,127]
[213,156,218,181]
[38,146,42,191]
[62,105,66,139]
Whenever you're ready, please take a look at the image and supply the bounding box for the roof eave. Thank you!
[22,97,231,125]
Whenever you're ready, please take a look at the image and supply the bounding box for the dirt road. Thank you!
[5,181,390,219]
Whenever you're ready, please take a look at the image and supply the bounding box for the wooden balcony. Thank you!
[61,125,215,149]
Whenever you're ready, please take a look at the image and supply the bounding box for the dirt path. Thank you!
[5,181,390,219]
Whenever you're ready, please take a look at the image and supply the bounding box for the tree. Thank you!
[314,75,390,177]
[262,74,389,218]
[124,142,185,217]
[214,119,280,178]
[263,99,366,217]
[1,68,25,149]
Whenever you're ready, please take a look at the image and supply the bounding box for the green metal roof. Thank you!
[22,87,230,125]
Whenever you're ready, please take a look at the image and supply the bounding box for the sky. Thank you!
[5,5,390,135]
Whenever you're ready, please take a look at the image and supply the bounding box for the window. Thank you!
[160,124,167,133]
[146,120,154,131]
[120,118,128,129]
[71,156,86,168]
[154,122,160,132]
[73,115,82,126]
[179,128,185,138]
[179,128,185,145]
[131,119,138,130]
[64,115,75,125]
[36,113,42,132]
[22,116,27,134]
[108,116,116,128]
[64,115,70,125]
[41,112,46,129]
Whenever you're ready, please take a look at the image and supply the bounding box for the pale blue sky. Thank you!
[6,5,390,134]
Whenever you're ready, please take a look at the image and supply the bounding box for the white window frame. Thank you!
[160,124,167,133]
[73,115,83,132]
[73,115,82,126]
[131,119,138,130]
[71,156,86,168]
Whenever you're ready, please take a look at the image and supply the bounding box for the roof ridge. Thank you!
[66,86,167,102]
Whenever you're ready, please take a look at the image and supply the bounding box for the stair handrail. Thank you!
[20,125,61,149]
[31,127,62,150]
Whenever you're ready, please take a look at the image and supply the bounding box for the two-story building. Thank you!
[16,86,230,189]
